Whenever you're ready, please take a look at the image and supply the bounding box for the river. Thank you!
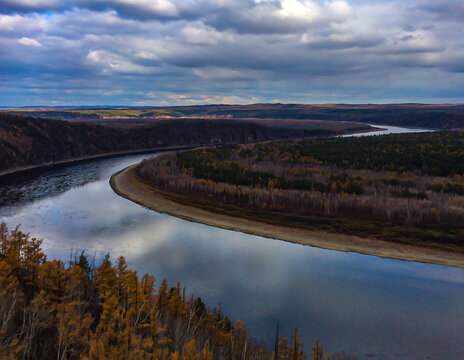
[0,126,462,360]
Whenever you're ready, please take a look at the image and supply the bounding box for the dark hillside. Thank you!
[0,113,349,173]
[189,104,464,129]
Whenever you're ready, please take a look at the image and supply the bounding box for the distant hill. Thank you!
[4,103,464,129]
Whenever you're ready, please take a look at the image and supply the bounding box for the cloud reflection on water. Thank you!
[1,153,463,359]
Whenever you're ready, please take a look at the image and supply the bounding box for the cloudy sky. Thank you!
[1,0,463,106]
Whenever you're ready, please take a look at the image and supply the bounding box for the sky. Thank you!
[0,0,463,106]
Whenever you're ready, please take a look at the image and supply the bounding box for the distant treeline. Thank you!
[9,103,464,129]
[138,132,464,247]
[0,223,344,360]
[0,113,344,174]
[205,105,464,130]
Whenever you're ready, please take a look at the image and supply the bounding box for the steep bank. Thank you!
[0,113,368,175]
[110,165,464,269]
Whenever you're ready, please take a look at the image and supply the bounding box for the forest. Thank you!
[137,132,464,248]
[0,223,347,360]
[0,113,347,174]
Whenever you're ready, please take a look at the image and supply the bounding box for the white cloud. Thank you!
[276,0,321,21]
[0,14,47,33]
[326,0,354,20]
[18,37,42,47]
[86,49,150,73]
[182,23,232,45]
[192,67,252,80]
[168,93,260,104]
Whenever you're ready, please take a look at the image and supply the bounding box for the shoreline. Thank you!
[0,145,203,180]
[110,165,464,269]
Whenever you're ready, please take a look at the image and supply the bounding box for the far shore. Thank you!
[0,142,280,179]
[110,164,464,269]
[0,146,195,179]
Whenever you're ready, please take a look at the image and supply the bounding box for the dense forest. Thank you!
[6,103,464,130]
[0,113,349,174]
[138,132,464,248]
[227,132,464,177]
[0,223,347,360]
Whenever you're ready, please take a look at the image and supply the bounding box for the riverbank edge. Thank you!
[0,146,198,180]
[110,164,464,269]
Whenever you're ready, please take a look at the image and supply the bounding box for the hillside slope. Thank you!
[0,113,351,173]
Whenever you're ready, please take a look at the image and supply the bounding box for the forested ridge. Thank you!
[204,132,464,177]
[8,103,464,130]
[0,223,347,360]
[205,106,464,130]
[138,132,464,247]
[0,113,344,174]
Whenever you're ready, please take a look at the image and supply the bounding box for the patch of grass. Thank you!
[68,109,183,117]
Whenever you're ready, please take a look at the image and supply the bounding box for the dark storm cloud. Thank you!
[0,0,463,105]
[70,0,179,20]
[416,0,464,22]
[448,64,464,73]
[0,0,66,13]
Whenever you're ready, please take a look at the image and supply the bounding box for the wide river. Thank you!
[0,125,463,360]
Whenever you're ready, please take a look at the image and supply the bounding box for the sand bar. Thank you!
[111,164,464,269]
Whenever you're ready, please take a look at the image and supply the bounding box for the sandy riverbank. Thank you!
[110,164,464,269]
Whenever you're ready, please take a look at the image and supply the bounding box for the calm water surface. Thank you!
[0,127,463,360]
[340,124,434,137]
